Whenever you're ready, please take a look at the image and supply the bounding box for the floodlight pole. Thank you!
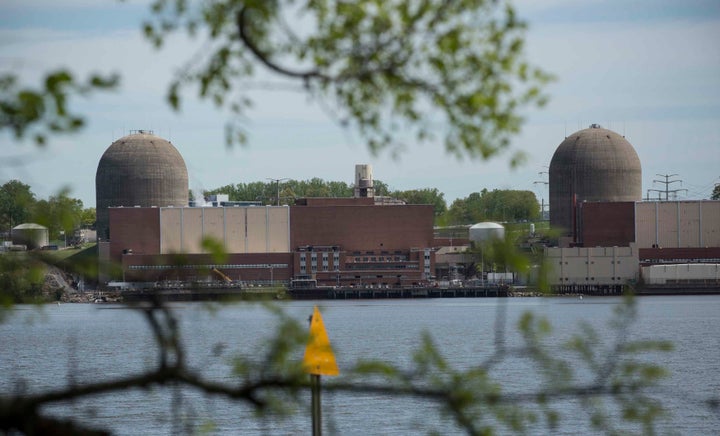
[267,177,289,206]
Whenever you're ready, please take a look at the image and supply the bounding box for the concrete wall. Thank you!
[158,206,290,254]
[545,245,639,285]
[110,206,290,267]
[635,201,720,248]
[642,264,720,285]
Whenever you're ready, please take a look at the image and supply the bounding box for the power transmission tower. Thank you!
[648,173,687,200]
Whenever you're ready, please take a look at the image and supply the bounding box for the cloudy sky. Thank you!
[1,0,719,208]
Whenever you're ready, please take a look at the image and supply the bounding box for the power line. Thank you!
[647,173,687,201]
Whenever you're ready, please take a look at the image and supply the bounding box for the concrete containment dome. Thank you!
[95,130,188,241]
[549,124,641,237]
[469,222,505,244]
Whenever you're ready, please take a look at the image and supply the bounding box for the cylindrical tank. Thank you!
[95,130,188,241]
[469,222,505,245]
[11,223,49,249]
[549,124,641,237]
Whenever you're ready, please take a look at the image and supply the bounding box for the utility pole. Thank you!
[534,169,549,220]
[648,173,687,200]
[267,177,289,206]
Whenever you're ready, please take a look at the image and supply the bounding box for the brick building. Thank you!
[102,198,435,288]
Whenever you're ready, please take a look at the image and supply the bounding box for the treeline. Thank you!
[0,180,95,240]
[203,179,539,225]
[0,178,540,237]
[204,178,391,204]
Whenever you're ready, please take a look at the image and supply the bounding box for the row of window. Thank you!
[129,263,288,270]
[559,260,623,265]
[350,256,408,262]
[351,250,406,256]
[346,264,418,271]
[557,277,625,281]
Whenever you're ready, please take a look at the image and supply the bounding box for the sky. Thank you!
[1,0,719,208]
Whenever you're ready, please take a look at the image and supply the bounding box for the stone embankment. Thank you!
[507,289,545,297]
[43,267,122,303]
[61,291,123,303]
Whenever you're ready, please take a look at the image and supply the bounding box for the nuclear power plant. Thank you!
[95,137,438,292]
[549,124,642,241]
[94,125,720,296]
[95,130,189,242]
[545,124,719,293]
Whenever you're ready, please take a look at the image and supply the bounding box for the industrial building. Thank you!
[106,198,435,288]
[94,126,719,294]
[549,124,642,245]
[94,129,435,289]
[95,130,189,242]
[545,125,719,293]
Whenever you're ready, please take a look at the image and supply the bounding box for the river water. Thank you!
[1,296,718,435]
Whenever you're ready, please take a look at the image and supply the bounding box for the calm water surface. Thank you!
[1,296,718,435]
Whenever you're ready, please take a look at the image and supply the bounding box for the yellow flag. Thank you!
[302,306,339,376]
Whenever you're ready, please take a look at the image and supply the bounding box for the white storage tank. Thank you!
[469,222,505,245]
[11,223,49,250]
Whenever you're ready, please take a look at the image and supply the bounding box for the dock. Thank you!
[290,286,509,299]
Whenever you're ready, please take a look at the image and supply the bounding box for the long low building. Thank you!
[100,197,436,289]
[545,200,720,292]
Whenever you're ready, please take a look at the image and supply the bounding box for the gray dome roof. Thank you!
[549,124,642,236]
[469,222,505,244]
[95,131,188,240]
[12,223,47,230]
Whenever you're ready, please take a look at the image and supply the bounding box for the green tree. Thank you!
[32,192,84,241]
[445,191,485,225]
[445,189,539,225]
[392,188,447,219]
[372,179,391,196]
[0,180,36,233]
[79,207,96,229]
[208,178,390,204]
[712,184,720,200]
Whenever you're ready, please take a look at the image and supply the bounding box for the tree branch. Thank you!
[236,6,330,82]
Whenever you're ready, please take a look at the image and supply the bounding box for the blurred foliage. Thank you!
[145,0,551,161]
[32,189,84,241]
[0,252,47,305]
[0,293,676,435]
[336,294,673,434]
[0,71,118,146]
[0,1,686,434]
